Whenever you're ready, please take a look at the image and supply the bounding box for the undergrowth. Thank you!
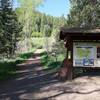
[41,52,64,72]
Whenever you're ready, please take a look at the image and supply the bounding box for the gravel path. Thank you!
[0,49,100,100]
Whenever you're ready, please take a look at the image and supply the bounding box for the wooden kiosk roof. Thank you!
[60,27,100,41]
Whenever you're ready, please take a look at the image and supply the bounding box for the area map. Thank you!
[76,46,94,59]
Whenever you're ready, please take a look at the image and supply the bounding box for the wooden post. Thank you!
[58,37,75,80]
[66,39,75,80]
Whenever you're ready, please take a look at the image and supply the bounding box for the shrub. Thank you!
[31,32,45,37]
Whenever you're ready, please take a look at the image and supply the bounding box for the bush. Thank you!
[29,37,46,49]
[0,61,18,80]
[31,32,45,37]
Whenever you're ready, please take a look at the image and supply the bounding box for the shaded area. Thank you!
[76,70,100,78]
[0,49,36,80]
[0,50,100,100]
[0,50,58,100]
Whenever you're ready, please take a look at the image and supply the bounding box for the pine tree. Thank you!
[68,0,100,27]
[0,0,22,57]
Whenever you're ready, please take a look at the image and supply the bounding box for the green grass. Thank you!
[0,49,36,80]
[15,49,36,63]
[0,61,18,80]
[41,52,65,72]
[31,32,45,37]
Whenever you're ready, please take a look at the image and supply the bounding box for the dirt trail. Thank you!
[0,49,100,100]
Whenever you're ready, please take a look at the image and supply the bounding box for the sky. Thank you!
[14,0,71,18]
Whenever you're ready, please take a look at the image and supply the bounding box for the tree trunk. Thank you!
[58,57,75,81]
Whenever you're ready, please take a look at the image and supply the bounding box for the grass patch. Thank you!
[17,49,36,63]
[0,49,36,80]
[41,51,64,72]
[0,61,18,80]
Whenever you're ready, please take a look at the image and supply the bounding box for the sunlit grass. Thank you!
[30,37,46,49]
[41,51,64,71]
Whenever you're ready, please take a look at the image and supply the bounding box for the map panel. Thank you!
[75,46,94,66]
[76,46,94,59]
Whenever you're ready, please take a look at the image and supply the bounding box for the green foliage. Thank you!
[68,0,100,27]
[44,25,51,37]
[0,61,18,80]
[15,49,36,63]
[29,37,45,49]
[16,0,43,38]
[20,49,36,59]
[15,6,67,38]
[0,0,22,57]
[41,51,65,71]
[31,32,45,37]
